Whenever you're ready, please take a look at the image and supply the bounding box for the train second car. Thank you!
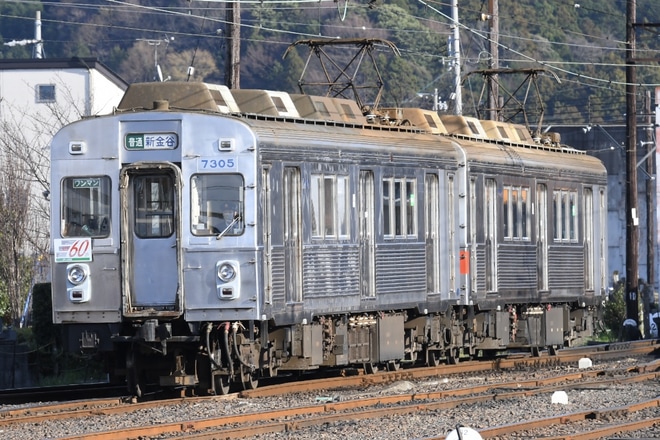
[50,82,607,395]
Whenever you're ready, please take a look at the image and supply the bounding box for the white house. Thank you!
[0,58,127,288]
[0,57,128,146]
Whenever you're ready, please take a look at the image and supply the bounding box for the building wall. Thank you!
[0,59,127,285]
[90,68,127,115]
[0,64,126,149]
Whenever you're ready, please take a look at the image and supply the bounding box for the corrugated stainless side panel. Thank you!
[270,246,286,304]
[375,244,426,294]
[302,245,360,297]
[548,246,584,290]
[474,246,487,293]
[497,245,537,290]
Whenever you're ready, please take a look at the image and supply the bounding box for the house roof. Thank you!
[0,57,128,90]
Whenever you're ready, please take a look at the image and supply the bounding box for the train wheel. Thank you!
[214,374,231,395]
[426,350,441,367]
[241,366,259,390]
[363,362,379,374]
[125,351,143,398]
[447,348,459,365]
[386,360,400,372]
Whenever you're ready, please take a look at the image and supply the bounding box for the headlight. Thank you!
[67,265,88,285]
[217,263,236,282]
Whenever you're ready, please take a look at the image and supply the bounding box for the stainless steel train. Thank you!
[50,81,608,396]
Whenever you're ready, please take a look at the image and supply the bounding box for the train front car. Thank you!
[50,83,263,396]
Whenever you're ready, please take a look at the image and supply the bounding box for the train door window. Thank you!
[425,174,440,294]
[190,174,244,236]
[553,189,578,243]
[134,175,174,238]
[310,174,350,240]
[359,170,376,298]
[382,177,417,239]
[485,178,497,292]
[503,185,530,241]
[584,187,594,290]
[537,183,549,291]
[469,176,477,292]
[599,188,607,290]
[284,167,303,303]
[61,176,111,238]
[262,167,273,304]
[447,174,456,292]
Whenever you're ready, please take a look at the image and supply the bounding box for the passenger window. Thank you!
[61,176,111,238]
[190,174,244,236]
[503,184,530,241]
[553,189,579,243]
[382,177,417,238]
[310,173,350,240]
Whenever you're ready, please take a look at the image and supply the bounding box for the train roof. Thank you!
[116,82,584,154]
[109,81,607,179]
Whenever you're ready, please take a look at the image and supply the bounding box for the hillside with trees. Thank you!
[0,1,659,125]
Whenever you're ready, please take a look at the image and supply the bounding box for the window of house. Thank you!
[36,84,56,103]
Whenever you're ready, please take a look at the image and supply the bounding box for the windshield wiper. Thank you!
[216,212,241,240]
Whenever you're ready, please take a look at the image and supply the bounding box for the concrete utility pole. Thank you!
[625,0,640,331]
[225,2,241,89]
[5,11,44,57]
[487,0,498,121]
[34,11,44,59]
[451,0,462,115]
[644,90,655,338]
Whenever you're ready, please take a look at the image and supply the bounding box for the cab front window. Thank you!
[191,174,244,236]
[61,176,111,237]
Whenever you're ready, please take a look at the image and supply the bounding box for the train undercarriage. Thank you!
[104,303,599,397]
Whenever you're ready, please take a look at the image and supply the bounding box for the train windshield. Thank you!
[190,174,244,236]
[61,176,111,238]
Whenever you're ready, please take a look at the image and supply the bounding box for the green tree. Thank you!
[603,283,626,340]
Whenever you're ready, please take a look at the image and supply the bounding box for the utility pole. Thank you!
[34,11,43,59]
[225,2,241,89]
[644,90,655,338]
[625,0,640,334]
[450,0,462,115]
[4,11,44,57]
[487,0,498,121]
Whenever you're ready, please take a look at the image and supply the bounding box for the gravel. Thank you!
[0,357,657,440]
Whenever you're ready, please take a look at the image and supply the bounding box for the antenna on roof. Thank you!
[137,36,173,82]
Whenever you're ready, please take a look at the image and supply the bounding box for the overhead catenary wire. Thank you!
[1,0,659,99]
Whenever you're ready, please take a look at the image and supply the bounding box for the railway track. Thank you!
[0,341,658,439]
[0,382,127,406]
